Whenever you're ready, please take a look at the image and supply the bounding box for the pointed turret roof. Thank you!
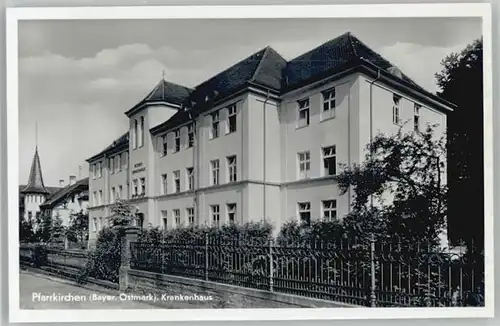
[21,146,49,194]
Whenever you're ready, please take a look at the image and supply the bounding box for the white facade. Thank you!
[87,71,450,245]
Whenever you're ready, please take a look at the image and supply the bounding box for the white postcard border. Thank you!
[6,3,494,323]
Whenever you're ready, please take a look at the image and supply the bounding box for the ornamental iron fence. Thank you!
[129,236,484,307]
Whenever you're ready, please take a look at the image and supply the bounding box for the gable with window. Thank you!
[392,94,401,125]
[227,104,237,133]
[298,202,311,225]
[210,111,219,139]
[227,155,237,182]
[322,200,337,221]
[322,145,336,176]
[298,151,310,179]
[322,88,336,120]
[297,98,310,128]
[211,159,220,185]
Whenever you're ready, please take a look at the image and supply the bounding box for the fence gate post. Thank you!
[117,226,140,292]
[269,239,274,292]
[370,235,376,307]
[205,233,209,281]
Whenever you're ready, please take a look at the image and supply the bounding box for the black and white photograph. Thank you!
[7,3,493,323]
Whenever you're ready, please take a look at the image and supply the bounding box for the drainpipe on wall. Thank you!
[263,90,270,222]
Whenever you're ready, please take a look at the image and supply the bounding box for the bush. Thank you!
[78,227,122,283]
[276,219,346,245]
[30,243,48,267]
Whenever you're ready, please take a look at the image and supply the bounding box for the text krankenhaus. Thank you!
[32,292,213,303]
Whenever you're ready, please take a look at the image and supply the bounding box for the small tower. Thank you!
[21,146,49,223]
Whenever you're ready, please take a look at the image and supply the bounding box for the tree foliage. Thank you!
[66,210,89,244]
[107,199,135,227]
[435,38,483,247]
[335,126,447,246]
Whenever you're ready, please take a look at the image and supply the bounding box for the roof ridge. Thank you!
[194,47,268,91]
[287,32,351,62]
[347,32,359,58]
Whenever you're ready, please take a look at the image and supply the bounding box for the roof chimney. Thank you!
[69,175,76,186]
[59,179,65,187]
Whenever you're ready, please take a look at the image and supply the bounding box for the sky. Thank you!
[18,17,482,187]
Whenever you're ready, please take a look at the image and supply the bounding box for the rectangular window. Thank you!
[140,177,146,195]
[115,155,121,173]
[227,155,237,182]
[97,162,102,178]
[188,124,194,148]
[133,120,138,149]
[322,146,336,176]
[93,191,97,205]
[210,111,219,139]
[111,187,115,203]
[414,104,421,132]
[91,164,96,179]
[211,160,220,185]
[187,207,195,225]
[227,104,237,133]
[298,202,311,225]
[93,218,98,232]
[174,130,181,152]
[133,179,138,196]
[173,209,181,227]
[227,203,236,225]
[173,170,180,193]
[211,205,220,228]
[297,98,310,127]
[109,158,114,174]
[160,135,168,156]
[139,117,144,147]
[393,94,401,125]
[161,174,168,195]
[118,185,123,200]
[322,200,337,221]
[98,190,103,206]
[298,151,310,179]
[161,210,168,229]
[122,152,128,170]
[322,88,336,120]
[186,167,194,191]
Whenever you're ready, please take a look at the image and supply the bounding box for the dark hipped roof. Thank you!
[283,32,422,91]
[40,177,89,209]
[86,132,129,162]
[151,46,288,135]
[124,79,194,117]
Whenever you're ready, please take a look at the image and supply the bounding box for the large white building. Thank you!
[86,32,453,246]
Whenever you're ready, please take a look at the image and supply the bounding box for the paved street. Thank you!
[20,271,158,309]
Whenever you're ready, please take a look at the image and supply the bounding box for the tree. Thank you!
[435,38,483,249]
[335,125,447,247]
[67,210,89,244]
[19,218,35,243]
[107,199,135,227]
